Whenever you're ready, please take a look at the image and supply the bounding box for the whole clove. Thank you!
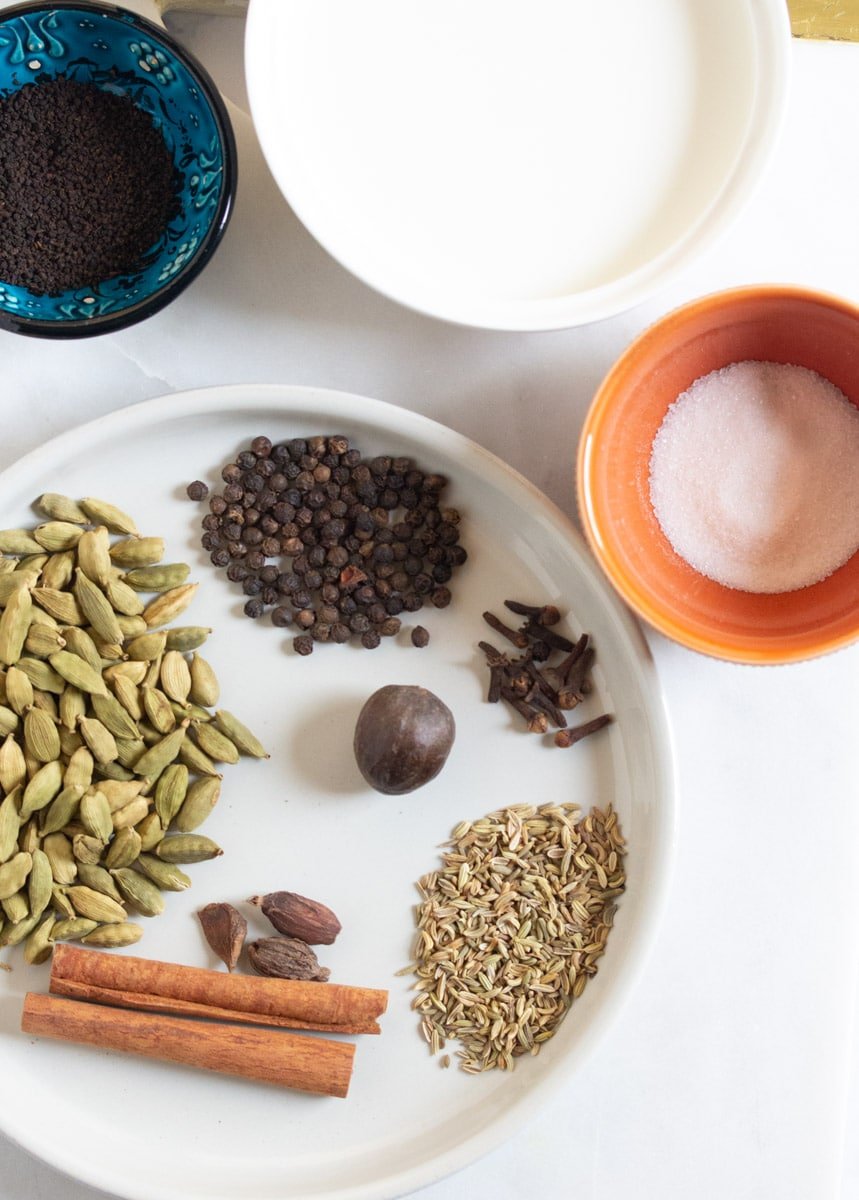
[479,601,612,747]
[198,902,247,972]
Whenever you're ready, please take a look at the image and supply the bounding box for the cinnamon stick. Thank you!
[21,992,355,1097]
[51,945,387,1035]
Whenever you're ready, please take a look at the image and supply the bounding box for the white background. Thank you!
[0,8,857,1200]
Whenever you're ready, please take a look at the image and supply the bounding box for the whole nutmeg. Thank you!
[248,936,330,982]
[250,890,341,945]
[353,684,455,794]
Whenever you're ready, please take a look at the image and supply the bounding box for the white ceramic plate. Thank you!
[0,385,674,1200]
[245,0,790,331]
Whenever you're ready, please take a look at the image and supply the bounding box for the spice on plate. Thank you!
[0,494,267,965]
[0,79,179,294]
[648,360,859,593]
[248,936,330,982]
[251,890,342,945]
[353,684,455,794]
[479,600,611,745]
[188,435,466,653]
[408,802,625,1071]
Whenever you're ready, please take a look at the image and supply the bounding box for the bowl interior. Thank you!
[579,289,859,662]
[0,3,229,326]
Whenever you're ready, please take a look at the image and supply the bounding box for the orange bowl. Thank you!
[577,285,859,664]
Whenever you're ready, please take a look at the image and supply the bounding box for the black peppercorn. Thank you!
[361,630,381,649]
[411,625,430,647]
[293,634,314,655]
[244,597,265,618]
[271,606,293,627]
[187,480,208,501]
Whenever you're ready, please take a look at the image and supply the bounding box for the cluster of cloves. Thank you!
[198,890,341,982]
[479,600,612,747]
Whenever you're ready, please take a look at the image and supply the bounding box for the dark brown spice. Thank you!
[0,78,179,293]
[198,903,247,972]
[411,625,430,648]
[186,481,209,502]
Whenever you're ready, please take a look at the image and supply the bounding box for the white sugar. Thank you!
[648,360,859,593]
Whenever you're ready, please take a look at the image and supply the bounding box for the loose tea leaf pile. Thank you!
[0,79,178,294]
[409,802,626,1072]
[191,435,467,653]
[0,494,267,965]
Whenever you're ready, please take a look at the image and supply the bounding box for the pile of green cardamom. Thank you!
[0,493,268,966]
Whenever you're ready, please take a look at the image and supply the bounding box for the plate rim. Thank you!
[0,383,677,1200]
[244,0,791,332]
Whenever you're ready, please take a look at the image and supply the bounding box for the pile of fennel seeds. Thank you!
[409,802,626,1072]
[0,493,267,965]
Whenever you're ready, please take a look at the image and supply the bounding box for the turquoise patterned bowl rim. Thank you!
[0,0,236,338]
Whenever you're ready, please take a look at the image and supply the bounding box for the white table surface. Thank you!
[1,11,858,1200]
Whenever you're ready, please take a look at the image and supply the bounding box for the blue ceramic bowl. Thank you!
[0,1,236,337]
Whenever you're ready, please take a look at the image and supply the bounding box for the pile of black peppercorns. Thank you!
[188,435,466,654]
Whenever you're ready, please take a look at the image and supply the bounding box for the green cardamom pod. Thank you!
[59,626,102,672]
[73,570,122,645]
[48,649,108,696]
[0,572,38,607]
[59,727,84,762]
[213,709,269,759]
[112,868,165,917]
[134,812,163,852]
[79,498,139,536]
[32,689,58,720]
[28,606,59,631]
[79,790,114,843]
[80,921,143,947]
[1,888,29,924]
[156,834,222,864]
[159,650,191,704]
[96,779,146,812]
[111,796,150,830]
[27,848,53,920]
[142,583,198,630]
[170,700,211,724]
[105,660,148,686]
[40,784,84,835]
[135,853,191,891]
[154,763,188,828]
[0,851,33,900]
[141,685,176,734]
[72,834,106,866]
[108,536,165,567]
[58,685,86,732]
[124,563,191,593]
[142,656,162,690]
[33,522,83,552]
[23,622,66,659]
[93,761,135,783]
[51,885,76,919]
[16,554,47,574]
[104,826,142,870]
[90,692,140,741]
[35,493,89,525]
[0,910,39,948]
[0,529,43,556]
[51,916,98,942]
[63,745,94,790]
[23,706,61,762]
[23,914,56,963]
[175,776,221,833]
[0,788,22,862]
[116,615,148,639]
[164,626,211,652]
[104,575,145,617]
[67,884,126,923]
[188,653,219,707]
[132,722,187,780]
[0,583,33,666]
[18,814,40,854]
[112,675,143,722]
[114,737,146,769]
[75,526,112,585]
[20,759,63,818]
[125,631,167,662]
[76,863,124,904]
[31,586,85,626]
[5,665,34,715]
[0,733,26,793]
[39,549,76,591]
[177,738,222,779]
[192,721,239,765]
[16,656,65,694]
[42,832,77,885]
[0,704,19,737]
[77,716,118,765]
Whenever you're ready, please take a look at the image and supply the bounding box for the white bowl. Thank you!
[246,0,790,331]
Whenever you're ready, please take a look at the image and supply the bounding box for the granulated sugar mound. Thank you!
[648,360,859,593]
